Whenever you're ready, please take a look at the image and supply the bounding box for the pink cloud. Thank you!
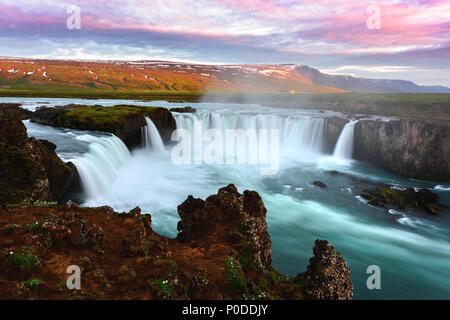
[0,0,448,58]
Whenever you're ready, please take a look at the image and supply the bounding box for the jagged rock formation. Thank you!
[0,185,353,300]
[304,240,353,300]
[177,185,272,269]
[0,117,78,206]
[31,104,176,148]
[354,119,450,181]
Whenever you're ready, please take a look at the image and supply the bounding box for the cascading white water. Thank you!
[142,117,165,151]
[19,98,450,300]
[69,134,131,200]
[333,120,358,159]
[173,112,326,156]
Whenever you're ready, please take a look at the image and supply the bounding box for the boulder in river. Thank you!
[312,181,327,188]
[361,187,440,214]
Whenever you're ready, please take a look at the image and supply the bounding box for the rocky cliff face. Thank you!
[31,104,176,149]
[354,119,450,181]
[0,185,353,300]
[0,117,78,206]
[323,116,349,153]
[0,103,32,120]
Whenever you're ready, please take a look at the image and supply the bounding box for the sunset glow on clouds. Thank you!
[0,0,448,85]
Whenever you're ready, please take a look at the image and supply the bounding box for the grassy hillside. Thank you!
[0,59,344,94]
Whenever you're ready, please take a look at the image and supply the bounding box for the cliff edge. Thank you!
[0,185,353,300]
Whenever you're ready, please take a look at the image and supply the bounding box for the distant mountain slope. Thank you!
[0,58,447,94]
[0,58,344,94]
[296,65,450,93]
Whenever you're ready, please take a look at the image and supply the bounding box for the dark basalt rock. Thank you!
[312,181,327,188]
[0,103,32,120]
[323,117,349,154]
[361,187,440,214]
[0,117,78,206]
[177,184,272,268]
[170,106,197,113]
[354,119,450,181]
[303,239,353,300]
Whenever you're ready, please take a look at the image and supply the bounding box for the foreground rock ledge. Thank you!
[0,185,353,300]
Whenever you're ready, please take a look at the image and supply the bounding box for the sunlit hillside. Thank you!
[0,58,345,94]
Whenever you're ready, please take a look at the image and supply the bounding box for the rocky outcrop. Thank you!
[0,103,32,120]
[149,107,177,143]
[0,185,353,300]
[177,184,272,269]
[361,187,440,214]
[312,181,327,189]
[354,119,450,181]
[170,106,196,113]
[303,240,353,300]
[31,104,176,149]
[323,116,348,153]
[0,117,78,206]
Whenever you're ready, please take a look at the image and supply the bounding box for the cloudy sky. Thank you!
[0,0,448,85]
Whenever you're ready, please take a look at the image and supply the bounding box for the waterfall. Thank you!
[142,117,165,151]
[69,134,131,200]
[333,120,358,159]
[173,112,326,156]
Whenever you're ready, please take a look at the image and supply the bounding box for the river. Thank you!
[3,97,449,299]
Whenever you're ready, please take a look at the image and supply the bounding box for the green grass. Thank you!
[153,279,174,299]
[27,219,42,233]
[61,105,161,129]
[225,256,247,298]
[1,88,449,120]
[0,88,202,102]
[11,248,40,273]
[24,279,41,291]
[260,93,450,121]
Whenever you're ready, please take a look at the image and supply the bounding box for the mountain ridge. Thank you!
[0,57,448,94]
[297,65,450,93]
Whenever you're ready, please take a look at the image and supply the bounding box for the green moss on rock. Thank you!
[225,256,247,299]
[361,187,440,215]
[31,104,176,148]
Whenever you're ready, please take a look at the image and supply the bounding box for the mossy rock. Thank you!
[31,104,176,148]
[361,186,440,215]
[225,256,247,298]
